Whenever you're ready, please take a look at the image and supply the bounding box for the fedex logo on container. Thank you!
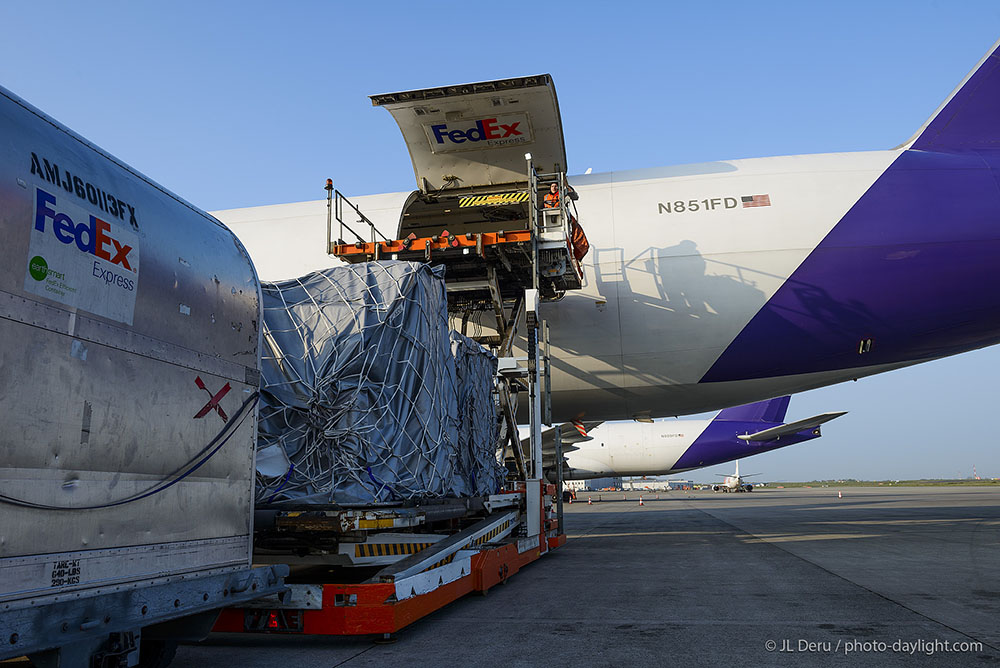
[34,189,135,271]
[425,113,531,153]
[25,186,140,324]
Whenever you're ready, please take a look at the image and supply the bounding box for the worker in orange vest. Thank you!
[541,183,589,261]
[542,183,588,261]
[543,182,561,208]
[543,182,579,208]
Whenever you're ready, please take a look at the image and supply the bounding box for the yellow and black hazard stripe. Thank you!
[458,192,529,208]
[472,519,512,546]
[418,520,515,573]
[355,542,433,558]
[425,554,457,571]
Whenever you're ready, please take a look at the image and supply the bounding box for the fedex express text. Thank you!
[34,188,137,292]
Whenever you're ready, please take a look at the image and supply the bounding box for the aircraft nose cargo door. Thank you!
[371,75,566,194]
[370,75,568,239]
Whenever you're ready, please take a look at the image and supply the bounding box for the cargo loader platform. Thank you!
[215,484,565,638]
[327,174,584,302]
[330,225,582,301]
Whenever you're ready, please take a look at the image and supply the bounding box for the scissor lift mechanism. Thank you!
[215,159,580,639]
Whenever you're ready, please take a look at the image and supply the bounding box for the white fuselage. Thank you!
[521,420,713,479]
[720,476,744,490]
[215,150,905,421]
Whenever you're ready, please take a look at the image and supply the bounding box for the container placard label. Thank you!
[50,558,82,587]
[24,188,140,325]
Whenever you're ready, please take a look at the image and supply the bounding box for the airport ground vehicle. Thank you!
[216,482,566,639]
[0,85,285,666]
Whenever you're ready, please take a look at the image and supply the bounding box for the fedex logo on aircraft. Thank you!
[34,188,135,271]
[425,113,531,152]
[431,117,522,144]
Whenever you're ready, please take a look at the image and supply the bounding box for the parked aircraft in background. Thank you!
[522,396,845,481]
[217,39,1000,422]
[712,460,759,493]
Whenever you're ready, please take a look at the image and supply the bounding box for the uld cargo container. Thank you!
[0,85,283,665]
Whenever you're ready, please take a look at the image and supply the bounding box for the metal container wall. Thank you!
[0,86,261,603]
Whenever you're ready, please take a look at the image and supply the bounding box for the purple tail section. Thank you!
[716,396,790,423]
[701,40,1000,385]
[910,39,1000,152]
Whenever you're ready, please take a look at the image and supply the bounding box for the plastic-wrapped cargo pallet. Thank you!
[256,261,504,505]
[450,331,506,496]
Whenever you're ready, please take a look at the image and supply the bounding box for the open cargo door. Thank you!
[371,75,567,194]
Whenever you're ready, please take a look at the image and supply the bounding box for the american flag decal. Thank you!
[741,194,771,208]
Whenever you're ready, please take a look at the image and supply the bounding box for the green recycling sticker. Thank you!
[28,256,48,281]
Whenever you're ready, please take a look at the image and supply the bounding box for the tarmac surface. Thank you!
[173,486,1000,666]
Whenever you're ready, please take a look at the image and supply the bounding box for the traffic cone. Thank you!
[838,491,842,499]
[588,496,592,505]
[639,496,644,506]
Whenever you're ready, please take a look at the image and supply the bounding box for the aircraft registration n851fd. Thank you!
[216,39,1000,422]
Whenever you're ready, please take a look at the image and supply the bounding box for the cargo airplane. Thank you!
[521,396,844,481]
[712,460,759,494]
[217,38,1000,422]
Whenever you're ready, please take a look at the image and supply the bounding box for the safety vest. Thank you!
[543,192,560,208]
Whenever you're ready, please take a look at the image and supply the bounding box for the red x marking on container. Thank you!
[194,376,231,422]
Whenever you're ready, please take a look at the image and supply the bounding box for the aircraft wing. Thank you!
[738,412,847,442]
[521,420,604,468]
[523,420,604,450]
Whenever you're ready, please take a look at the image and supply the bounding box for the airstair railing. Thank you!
[325,179,389,252]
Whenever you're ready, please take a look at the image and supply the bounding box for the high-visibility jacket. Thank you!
[543,191,560,208]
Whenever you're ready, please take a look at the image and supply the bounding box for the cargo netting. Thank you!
[255,261,504,505]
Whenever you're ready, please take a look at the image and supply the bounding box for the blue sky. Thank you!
[4,2,1000,480]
